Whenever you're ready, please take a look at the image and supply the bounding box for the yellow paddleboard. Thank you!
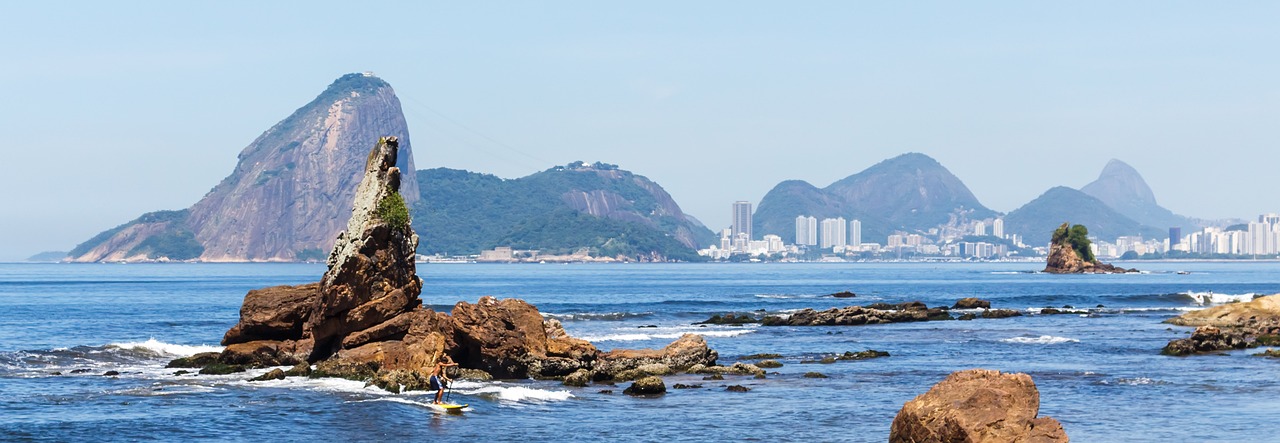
[430,403,468,412]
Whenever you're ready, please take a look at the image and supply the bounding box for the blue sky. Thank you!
[1,2,1277,260]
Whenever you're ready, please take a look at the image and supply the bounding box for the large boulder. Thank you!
[1163,294,1280,356]
[890,369,1068,443]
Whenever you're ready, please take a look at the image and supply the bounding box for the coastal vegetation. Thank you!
[414,166,713,260]
[1052,223,1095,262]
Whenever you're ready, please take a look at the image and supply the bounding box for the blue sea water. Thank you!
[1,261,1279,442]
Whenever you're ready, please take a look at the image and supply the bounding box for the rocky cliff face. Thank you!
[890,369,1068,443]
[70,73,420,262]
[753,153,996,244]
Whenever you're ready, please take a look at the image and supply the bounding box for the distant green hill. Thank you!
[754,153,996,243]
[413,162,715,261]
[1004,187,1166,246]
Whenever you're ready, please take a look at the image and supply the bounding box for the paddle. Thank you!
[445,379,452,403]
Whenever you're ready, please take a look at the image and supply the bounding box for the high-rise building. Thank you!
[992,219,1004,238]
[1262,213,1280,226]
[1169,227,1182,246]
[973,221,987,236]
[795,215,818,246]
[820,217,847,248]
[849,219,862,248]
[732,201,753,241]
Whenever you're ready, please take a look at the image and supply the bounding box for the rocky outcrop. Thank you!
[953,298,991,309]
[1044,222,1135,274]
[70,73,421,262]
[1162,294,1280,355]
[890,369,1068,443]
[204,137,718,389]
[623,376,666,396]
[219,136,441,370]
[1167,294,1280,327]
[594,334,718,381]
[761,304,950,326]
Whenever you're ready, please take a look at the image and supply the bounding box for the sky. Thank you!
[1,2,1277,260]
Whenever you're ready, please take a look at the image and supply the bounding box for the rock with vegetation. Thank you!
[248,368,286,382]
[68,73,420,262]
[623,376,666,396]
[1043,222,1136,274]
[890,369,1068,443]
[166,352,221,368]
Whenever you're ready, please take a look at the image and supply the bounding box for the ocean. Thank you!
[1,262,1278,442]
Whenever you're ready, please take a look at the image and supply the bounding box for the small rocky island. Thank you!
[173,137,718,389]
[1043,222,1136,274]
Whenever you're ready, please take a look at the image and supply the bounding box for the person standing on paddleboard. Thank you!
[430,355,458,404]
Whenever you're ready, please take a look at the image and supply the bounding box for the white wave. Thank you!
[755,293,813,299]
[1182,291,1257,306]
[458,383,573,402]
[1000,335,1079,345]
[107,338,223,357]
[579,329,755,342]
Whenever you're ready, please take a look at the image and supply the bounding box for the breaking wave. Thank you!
[1000,335,1079,345]
[542,311,653,321]
[107,338,224,357]
[1181,291,1257,306]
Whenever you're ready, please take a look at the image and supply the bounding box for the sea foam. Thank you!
[578,329,755,342]
[107,338,224,357]
[1182,291,1257,306]
[1000,335,1079,345]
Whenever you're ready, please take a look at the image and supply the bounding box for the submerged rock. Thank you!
[248,368,286,382]
[697,313,761,325]
[981,309,1024,319]
[725,385,751,392]
[828,291,857,298]
[890,369,1068,443]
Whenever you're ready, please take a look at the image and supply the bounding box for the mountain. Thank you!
[69,73,419,262]
[1079,159,1196,233]
[414,162,715,261]
[1003,187,1166,245]
[753,153,997,244]
[25,251,67,262]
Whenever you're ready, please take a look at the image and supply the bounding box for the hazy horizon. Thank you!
[3,2,1277,260]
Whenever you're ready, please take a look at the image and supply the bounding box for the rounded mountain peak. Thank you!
[1080,159,1157,207]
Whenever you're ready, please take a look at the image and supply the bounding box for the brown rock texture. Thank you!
[890,369,1069,443]
[1162,294,1280,355]
[70,73,421,262]
[1167,294,1280,327]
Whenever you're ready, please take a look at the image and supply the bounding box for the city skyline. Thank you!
[4,2,1280,260]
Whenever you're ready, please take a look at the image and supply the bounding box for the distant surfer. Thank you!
[430,355,458,404]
